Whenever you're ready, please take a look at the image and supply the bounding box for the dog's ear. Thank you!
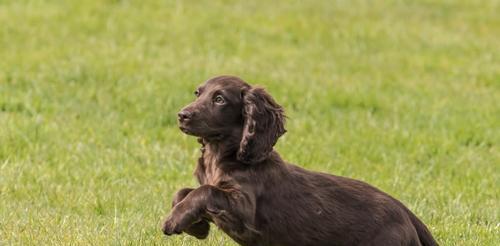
[237,87,286,164]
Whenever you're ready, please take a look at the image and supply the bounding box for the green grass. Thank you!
[0,0,499,245]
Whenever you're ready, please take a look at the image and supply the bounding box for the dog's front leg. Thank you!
[162,185,248,236]
[169,188,210,239]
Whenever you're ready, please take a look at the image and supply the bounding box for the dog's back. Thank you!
[243,155,436,246]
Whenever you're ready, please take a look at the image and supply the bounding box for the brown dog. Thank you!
[162,76,437,246]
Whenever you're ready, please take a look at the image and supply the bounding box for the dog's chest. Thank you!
[197,152,225,186]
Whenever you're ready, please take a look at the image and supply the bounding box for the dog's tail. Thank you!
[407,209,438,246]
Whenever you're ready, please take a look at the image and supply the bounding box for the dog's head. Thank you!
[178,75,286,164]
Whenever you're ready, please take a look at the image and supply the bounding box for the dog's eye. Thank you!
[194,90,200,97]
[214,95,225,105]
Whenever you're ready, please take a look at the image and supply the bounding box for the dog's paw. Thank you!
[185,220,210,239]
[162,217,182,236]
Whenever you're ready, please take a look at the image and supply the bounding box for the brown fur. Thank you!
[162,75,438,246]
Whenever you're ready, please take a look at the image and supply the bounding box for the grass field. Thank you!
[1,0,499,245]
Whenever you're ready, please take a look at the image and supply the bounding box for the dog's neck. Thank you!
[195,137,239,185]
[198,136,239,162]
[198,126,243,160]
[194,137,284,185]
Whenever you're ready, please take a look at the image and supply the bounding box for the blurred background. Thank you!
[0,0,498,245]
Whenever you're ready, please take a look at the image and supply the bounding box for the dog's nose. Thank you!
[178,110,193,122]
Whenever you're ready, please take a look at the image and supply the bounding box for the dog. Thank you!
[162,75,437,246]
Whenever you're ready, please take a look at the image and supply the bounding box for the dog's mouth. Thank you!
[179,125,195,135]
[179,125,225,141]
[178,124,204,137]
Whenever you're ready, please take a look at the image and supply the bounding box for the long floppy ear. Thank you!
[237,87,286,164]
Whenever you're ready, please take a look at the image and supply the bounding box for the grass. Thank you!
[0,0,498,245]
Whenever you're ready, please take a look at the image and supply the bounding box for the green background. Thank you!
[0,0,498,245]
